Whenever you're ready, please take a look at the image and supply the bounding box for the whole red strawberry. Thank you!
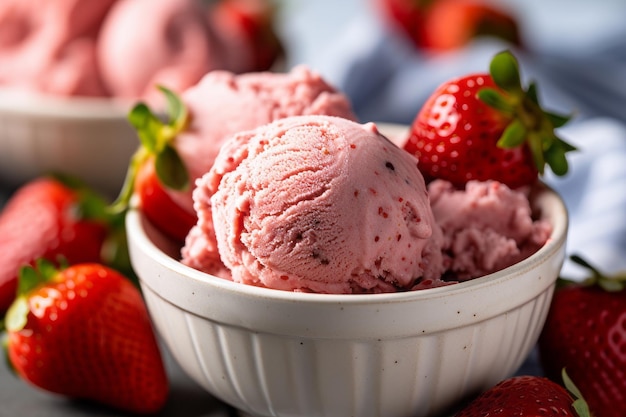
[375,0,522,52]
[111,86,196,243]
[0,177,111,314]
[456,373,590,416]
[538,255,626,417]
[420,0,522,52]
[375,0,430,47]
[404,50,575,188]
[4,261,168,414]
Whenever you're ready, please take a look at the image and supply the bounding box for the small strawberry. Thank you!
[110,86,196,243]
[375,0,431,47]
[420,0,522,52]
[211,0,285,72]
[538,255,626,417]
[404,50,575,188]
[0,176,114,314]
[456,372,591,417]
[375,0,521,52]
[3,261,168,414]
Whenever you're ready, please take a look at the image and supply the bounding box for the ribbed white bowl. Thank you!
[126,179,567,417]
[0,89,137,196]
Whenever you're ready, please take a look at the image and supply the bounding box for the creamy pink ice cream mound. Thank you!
[429,179,552,280]
[182,116,553,293]
[183,115,445,293]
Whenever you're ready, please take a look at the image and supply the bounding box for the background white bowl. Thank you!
[0,89,138,197]
[126,181,568,417]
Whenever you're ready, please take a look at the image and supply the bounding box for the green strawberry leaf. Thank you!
[489,50,522,93]
[566,254,626,292]
[526,81,539,105]
[159,85,187,132]
[482,50,577,178]
[155,144,189,191]
[544,136,570,176]
[562,369,592,417]
[544,111,571,129]
[477,88,513,113]
[128,103,161,153]
[108,87,190,215]
[498,119,527,148]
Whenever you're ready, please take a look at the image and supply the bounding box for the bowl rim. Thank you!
[127,181,568,306]
[0,88,133,120]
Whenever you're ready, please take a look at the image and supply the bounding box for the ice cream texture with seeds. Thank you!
[184,115,446,292]
[171,65,357,213]
[182,115,552,293]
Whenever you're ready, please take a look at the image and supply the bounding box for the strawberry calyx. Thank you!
[477,50,576,177]
[4,259,62,334]
[52,174,133,282]
[559,254,626,292]
[562,368,593,417]
[109,86,190,215]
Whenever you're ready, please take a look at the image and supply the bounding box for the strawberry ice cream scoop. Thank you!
[0,0,116,96]
[177,65,358,185]
[97,0,225,100]
[185,115,445,293]
[171,65,357,214]
[429,179,552,280]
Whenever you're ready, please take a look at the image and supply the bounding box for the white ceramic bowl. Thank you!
[0,89,138,197]
[126,178,568,417]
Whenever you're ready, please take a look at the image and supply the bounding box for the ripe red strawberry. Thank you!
[375,0,430,47]
[456,373,590,417]
[538,255,626,417]
[134,156,197,242]
[111,86,196,243]
[375,0,521,52]
[3,261,168,414]
[211,0,285,72]
[404,50,575,188]
[419,0,522,52]
[0,177,111,314]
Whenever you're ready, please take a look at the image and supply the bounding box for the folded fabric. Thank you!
[545,117,626,278]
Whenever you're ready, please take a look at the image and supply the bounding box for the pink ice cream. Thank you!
[183,115,445,293]
[171,65,357,213]
[429,179,552,280]
[97,0,225,101]
[182,116,553,293]
[0,0,116,96]
[0,0,285,100]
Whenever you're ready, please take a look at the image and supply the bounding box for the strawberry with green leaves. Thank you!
[404,50,575,188]
[456,371,591,417]
[0,176,121,315]
[110,86,196,243]
[3,261,168,414]
[538,255,626,417]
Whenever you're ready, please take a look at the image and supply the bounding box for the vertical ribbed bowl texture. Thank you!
[0,90,137,196]
[126,181,568,417]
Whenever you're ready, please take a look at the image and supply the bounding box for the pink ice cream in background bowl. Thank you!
[126,117,568,417]
[0,0,284,195]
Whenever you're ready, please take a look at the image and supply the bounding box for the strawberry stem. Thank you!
[562,254,626,292]
[4,260,60,333]
[562,368,592,417]
[108,86,190,216]
[479,50,576,177]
